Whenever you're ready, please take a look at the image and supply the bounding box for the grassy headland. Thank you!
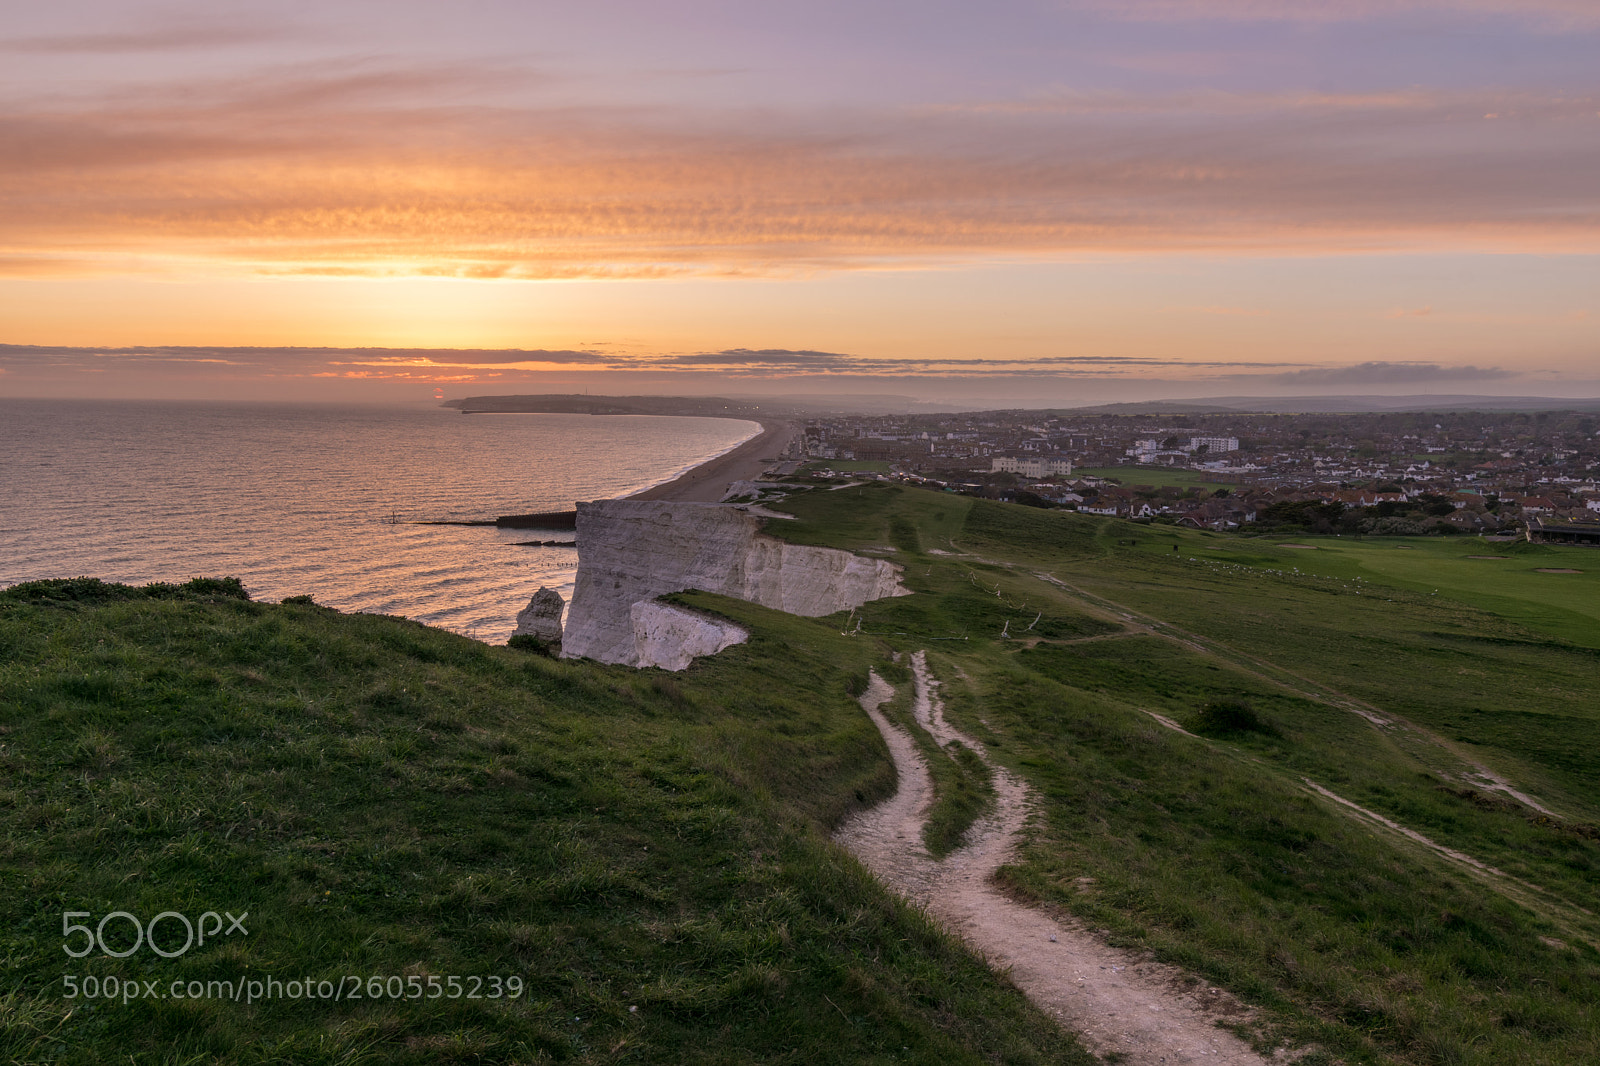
[0,577,1090,1065]
[7,480,1599,1065]
[761,481,1600,1065]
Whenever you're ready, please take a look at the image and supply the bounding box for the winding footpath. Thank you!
[835,653,1280,1065]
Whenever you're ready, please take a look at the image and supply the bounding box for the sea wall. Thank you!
[561,499,910,667]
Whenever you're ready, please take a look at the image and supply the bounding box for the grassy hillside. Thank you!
[1202,534,1600,649]
[764,482,1600,1066]
[8,486,1598,1065]
[0,577,1093,1065]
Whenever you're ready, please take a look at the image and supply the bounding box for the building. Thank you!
[1526,517,1600,546]
[991,456,1074,478]
[1190,437,1240,453]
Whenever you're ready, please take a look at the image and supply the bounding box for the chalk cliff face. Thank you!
[630,601,747,671]
[561,499,909,667]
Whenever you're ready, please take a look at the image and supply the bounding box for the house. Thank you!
[1324,490,1407,507]
[991,455,1075,478]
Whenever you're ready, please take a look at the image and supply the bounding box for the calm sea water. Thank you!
[0,400,758,641]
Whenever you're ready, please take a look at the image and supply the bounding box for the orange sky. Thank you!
[2,1,1597,404]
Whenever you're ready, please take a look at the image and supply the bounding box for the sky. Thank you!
[1,0,1597,406]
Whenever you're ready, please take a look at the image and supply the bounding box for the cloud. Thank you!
[1,14,309,54]
[2,71,1599,279]
[336,348,602,367]
[639,350,1312,377]
[0,345,600,371]
[1077,0,1600,28]
[1169,305,1271,317]
[1386,306,1434,318]
[1261,361,1516,385]
[0,347,1537,396]
[0,343,1312,382]
[0,256,103,277]
[663,349,857,368]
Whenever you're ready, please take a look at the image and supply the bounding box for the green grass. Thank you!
[868,660,994,859]
[798,460,893,474]
[1103,546,1600,801]
[1075,466,1241,490]
[0,578,1095,1066]
[758,483,1600,1065]
[13,484,1600,1065]
[1217,535,1600,649]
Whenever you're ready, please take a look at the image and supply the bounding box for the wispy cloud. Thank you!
[0,344,1313,382]
[1,14,310,54]
[0,347,1531,395]
[1259,361,1515,385]
[1078,0,1600,29]
[3,65,1598,280]
[1168,305,1271,317]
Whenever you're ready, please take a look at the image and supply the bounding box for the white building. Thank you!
[992,455,1074,478]
[1190,437,1239,453]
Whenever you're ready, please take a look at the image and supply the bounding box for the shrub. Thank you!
[507,633,557,656]
[1190,698,1279,738]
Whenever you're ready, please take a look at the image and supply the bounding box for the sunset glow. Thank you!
[3,0,1597,404]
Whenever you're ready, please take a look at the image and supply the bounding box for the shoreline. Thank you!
[623,420,798,503]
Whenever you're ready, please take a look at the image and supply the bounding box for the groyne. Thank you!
[413,510,578,529]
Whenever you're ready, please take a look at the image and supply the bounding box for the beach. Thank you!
[627,420,798,503]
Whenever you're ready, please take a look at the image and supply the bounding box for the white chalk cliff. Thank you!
[630,601,748,671]
[561,499,910,667]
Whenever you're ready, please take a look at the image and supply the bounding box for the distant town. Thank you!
[796,408,1600,543]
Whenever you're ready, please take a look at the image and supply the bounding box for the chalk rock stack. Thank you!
[561,500,910,668]
[512,587,565,646]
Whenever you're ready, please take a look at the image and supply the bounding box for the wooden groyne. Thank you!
[412,510,579,530]
[496,511,578,529]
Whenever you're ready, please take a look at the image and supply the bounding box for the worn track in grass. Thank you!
[836,654,1280,1066]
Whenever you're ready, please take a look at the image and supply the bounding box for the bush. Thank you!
[0,576,250,607]
[507,633,558,656]
[1190,699,1279,738]
[1361,516,1427,536]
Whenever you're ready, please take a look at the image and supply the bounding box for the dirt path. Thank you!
[836,655,1278,1065]
[832,673,939,900]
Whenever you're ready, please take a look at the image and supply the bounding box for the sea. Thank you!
[0,399,759,641]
